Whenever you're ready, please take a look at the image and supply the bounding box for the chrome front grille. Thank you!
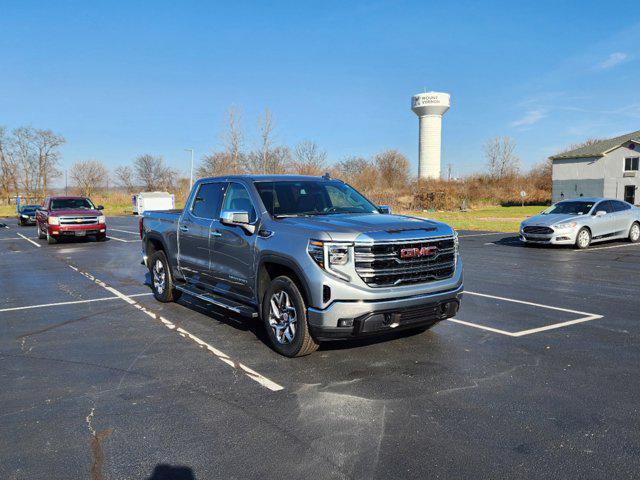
[354,237,456,287]
[59,216,99,225]
[523,226,554,235]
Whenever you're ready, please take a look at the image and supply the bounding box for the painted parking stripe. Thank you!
[68,265,283,392]
[16,232,41,248]
[109,228,139,235]
[107,235,139,243]
[0,237,22,241]
[575,243,640,252]
[0,293,153,313]
[449,291,603,337]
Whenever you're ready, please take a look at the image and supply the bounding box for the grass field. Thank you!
[1,203,544,232]
[405,205,545,232]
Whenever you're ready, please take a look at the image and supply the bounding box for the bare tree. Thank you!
[373,150,410,189]
[484,136,520,178]
[334,156,379,191]
[224,106,245,173]
[113,165,136,193]
[292,140,326,176]
[33,129,65,196]
[0,126,19,200]
[70,160,108,197]
[197,152,237,178]
[12,127,39,197]
[256,108,275,173]
[134,154,176,191]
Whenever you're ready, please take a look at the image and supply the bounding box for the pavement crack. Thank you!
[86,407,113,480]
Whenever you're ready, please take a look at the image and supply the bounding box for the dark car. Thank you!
[35,196,107,244]
[17,205,40,226]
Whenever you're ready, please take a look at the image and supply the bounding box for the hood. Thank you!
[522,213,585,227]
[274,213,454,241]
[50,208,102,217]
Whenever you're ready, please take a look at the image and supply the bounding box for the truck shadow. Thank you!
[145,464,195,479]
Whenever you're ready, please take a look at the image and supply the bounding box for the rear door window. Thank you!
[191,182,225,219]
[612,200,631,212]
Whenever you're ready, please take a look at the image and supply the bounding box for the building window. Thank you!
[624,157,639,171]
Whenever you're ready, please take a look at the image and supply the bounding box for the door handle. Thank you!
[211,231,222,237]
[179,225,189,232]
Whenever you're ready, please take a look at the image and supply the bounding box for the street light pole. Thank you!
[185,148,194,189]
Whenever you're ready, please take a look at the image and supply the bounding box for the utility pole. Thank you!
[185,149,194,189]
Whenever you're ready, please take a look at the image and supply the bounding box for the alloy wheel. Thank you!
[631,224,640,242]
[578,229,590,248]
[153,259,166,294]
[268,290,297,344]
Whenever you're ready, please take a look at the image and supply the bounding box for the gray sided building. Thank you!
[550,130,640,205]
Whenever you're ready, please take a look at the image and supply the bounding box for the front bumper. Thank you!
[307,284,463,340]
[48,223,107,236]
[520,229,577,245]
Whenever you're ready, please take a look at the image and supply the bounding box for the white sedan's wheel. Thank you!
[576,228,591,249]
[629,223,640,243]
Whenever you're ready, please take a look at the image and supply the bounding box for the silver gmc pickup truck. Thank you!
[141,175,463,357]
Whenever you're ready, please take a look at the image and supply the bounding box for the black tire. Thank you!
[47,231,57,244]
[629,222,640,243]
[96,234,107,242]
[149,250,181,302]
[261,275,319,357]
[575,227,591,249]
[19,219,24,226]
[37,224,46,239]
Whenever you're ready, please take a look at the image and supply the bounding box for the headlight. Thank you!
[554,222,577,230]
[308,240,352,281]
[21,214,28,218]
[98,215,106,224]
[48,216,59,225]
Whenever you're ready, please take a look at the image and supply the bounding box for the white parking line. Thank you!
[68,265,283,392]
[16,232,41,248]
[576,243,640,252]
[108,235,139,243]
[109,228,139,235]
[449,291,603,337]
[0,237,22,241]
[0,293,153,313]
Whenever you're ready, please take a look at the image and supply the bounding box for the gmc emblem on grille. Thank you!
[400,246,438,258]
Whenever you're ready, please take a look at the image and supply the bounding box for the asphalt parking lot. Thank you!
[1,216,639,479]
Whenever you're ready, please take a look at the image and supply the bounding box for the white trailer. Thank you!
[132,192,175,215]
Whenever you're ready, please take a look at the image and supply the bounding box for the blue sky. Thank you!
[2,0,639,182]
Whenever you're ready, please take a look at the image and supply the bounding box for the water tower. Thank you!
[411,92,450,179]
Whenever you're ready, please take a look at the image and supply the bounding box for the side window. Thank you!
[191,182,225,219]
[222,183,257,222]
[598,201,614,214]
[624,157,639,171]
[613,200,631,212]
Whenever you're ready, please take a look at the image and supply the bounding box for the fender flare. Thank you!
[257,254,313,307]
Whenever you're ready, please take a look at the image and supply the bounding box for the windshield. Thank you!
[50,198,96,210]
[20,205,39,212]
[254,180,378,217]
[543,201,595,216]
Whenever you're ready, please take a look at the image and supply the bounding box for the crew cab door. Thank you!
[178,181,226,287]
[209,182,259,303]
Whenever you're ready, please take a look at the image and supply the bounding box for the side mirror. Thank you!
[378,205,391,214]
[595,210,607,217]
[220,210,255,234]
[97,205,104,210]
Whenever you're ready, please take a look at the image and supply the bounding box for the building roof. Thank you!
[549,130,640,160]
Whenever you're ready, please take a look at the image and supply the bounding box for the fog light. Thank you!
[100,229,105,233]
[52,231,59,235]
[337,318,353,328]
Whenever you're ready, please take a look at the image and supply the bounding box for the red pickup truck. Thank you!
[36,196,107,244]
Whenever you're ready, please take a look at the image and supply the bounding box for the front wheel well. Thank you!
[145,236,164,258]
[258,262,309,307]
